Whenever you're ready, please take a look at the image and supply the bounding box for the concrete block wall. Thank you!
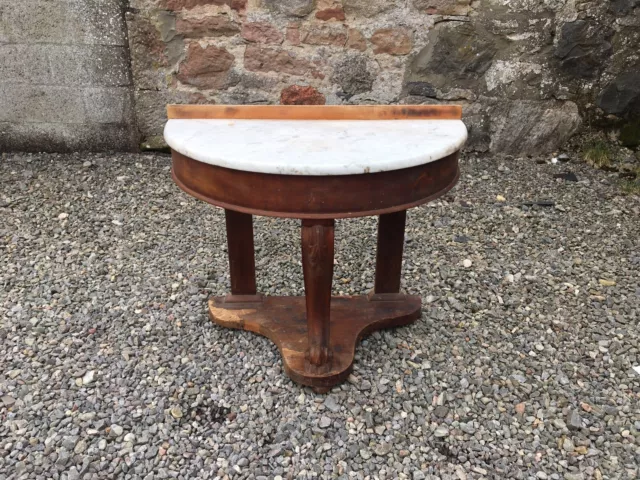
[0,0,139,152]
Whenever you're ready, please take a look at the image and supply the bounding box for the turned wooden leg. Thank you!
[301,219,335,368]
[374,210,407,294]
[225,209,257,297]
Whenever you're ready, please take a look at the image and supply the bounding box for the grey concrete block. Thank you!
[0,122,138,152]
[0,0,126,45]
[0,85,134,125]
[83,87,135,124]
[0,44,131,87]
[47,45,132,87]
[0,85,87,124]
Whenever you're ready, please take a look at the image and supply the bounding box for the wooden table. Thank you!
[164,105,467,391]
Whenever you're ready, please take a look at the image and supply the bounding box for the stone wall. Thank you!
[0,0,138,152]
[127,0,640,155]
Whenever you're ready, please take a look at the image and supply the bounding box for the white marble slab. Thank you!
[164,118,467,176]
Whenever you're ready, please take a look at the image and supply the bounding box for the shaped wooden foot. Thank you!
[208,294,421,389]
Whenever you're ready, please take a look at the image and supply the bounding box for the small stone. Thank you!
[580,402,593,413]
[374,442,392,456]
[359,448,371,460]
[319,416,331,428]
[562,437,575,452]
[58,212,69,220]
[567,410,583,430]
[463,259,472,268]
[98,439,107,450]
[145,445,158,459]
[553,418,567,429]
[374,425,386,435]
[78,412,95,421]
[460,422,475,434]
[598,279,616,287]
[434,406,449,418]
[413,471,426,480]
[496,195,506,202]
[323,396,340,412]
[434,425,449,437]
[170,407,183,419]
[515,403,526,415]
[56,450,71,466]
[74,439,87,454]
[124,433,136,443]
[110,424,124,437]
[62,436,78,450]
[1,395,16,407]
[537,472,548,479]
[564,473,585,480]
[82,370,95,385]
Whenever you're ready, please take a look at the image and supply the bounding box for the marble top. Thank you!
[164,118,467,176]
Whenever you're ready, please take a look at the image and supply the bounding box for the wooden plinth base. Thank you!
[209,294,421,391]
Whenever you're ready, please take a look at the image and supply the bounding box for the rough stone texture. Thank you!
[164,0,246,12]
[413,0,473,16]
[332,54,375,98]
[263,0,316,17]
[597,71,640,116]
[176,15,240,38]
[554,20,614,79]
[244,45,322,78]
[241,21,284,44]
[316,6,345,21]
[370,28,412,56]
[126,0,640,154]
[301,25,347,46]
[177,43,236,89]
[346,28,367,51]
[280,85,326,105]
[0,0,138,152]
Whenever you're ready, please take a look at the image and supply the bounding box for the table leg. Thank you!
[210,212,421,390]
[225,209,257,297]
[374,210,407,294]
[301,219,335,368]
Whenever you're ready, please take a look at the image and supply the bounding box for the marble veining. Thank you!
[164,119,468,176]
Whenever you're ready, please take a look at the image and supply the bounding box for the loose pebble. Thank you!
[0,152,638,479]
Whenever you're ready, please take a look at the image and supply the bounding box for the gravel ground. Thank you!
[1,151,639,480]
